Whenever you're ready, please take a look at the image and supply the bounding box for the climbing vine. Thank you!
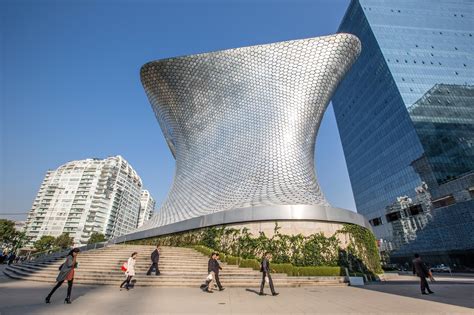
[126,222,382,274]
[337,224,383,274]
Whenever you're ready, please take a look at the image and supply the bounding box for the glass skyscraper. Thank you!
[333,0,474,266]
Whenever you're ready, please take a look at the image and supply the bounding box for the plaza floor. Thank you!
[0,267,473,314]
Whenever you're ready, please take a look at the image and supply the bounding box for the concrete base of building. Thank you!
[111,204,370,244]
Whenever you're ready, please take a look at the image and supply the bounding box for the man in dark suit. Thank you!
[146,245,161,276]
[206,253,224,291]
[259,252,278,296]
[213,253,224,291]
[412,253,434,295]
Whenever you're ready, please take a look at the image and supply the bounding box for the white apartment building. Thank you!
[25,156,152,246]
[137,190,155,227]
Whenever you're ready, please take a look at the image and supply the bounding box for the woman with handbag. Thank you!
[45,248,80,304]
[120,252,137,290]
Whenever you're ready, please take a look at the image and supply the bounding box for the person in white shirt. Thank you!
[120,252,137,290]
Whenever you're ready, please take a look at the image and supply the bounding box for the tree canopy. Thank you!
[0,219,27,252]
[54,233,74,249]
[87,232,106,244]
[34,235,56,252]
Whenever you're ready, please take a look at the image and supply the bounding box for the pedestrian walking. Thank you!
[412,253,434,295]
[211,253,224,291]
[259,252,278,296]
[202,253,217,293]
[120,252,137,291]
[146,245,161,276]
[45,248,80,304]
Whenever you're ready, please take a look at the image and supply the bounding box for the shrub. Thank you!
[291,266,343,277]
[239,258,260,270]
[192,245,214,257]
[272,263,294,275]
[225,255,238,265]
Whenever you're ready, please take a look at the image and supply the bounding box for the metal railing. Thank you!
[28,241,109,263]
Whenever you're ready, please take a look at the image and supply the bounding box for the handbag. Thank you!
[206,273,213,281]
[121,262,128,272]
[265,276,269,283]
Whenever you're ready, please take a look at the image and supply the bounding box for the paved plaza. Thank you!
[0,268,473,315]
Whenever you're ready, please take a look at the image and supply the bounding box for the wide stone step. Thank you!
[8,271,326,284]
[4,269,346,287]
[7,266,271,277]
[23,263,244,271]
[17,266,249,274]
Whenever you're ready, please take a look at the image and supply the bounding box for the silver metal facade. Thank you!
[139,34,361,230]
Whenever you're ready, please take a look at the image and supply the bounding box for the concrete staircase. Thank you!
[4,245,346,287]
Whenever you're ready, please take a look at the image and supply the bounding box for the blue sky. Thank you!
[0,0,355,220]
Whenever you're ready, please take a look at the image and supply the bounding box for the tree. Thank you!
[54,233,74,249]
[0,219,26,252]
[0,219,17,247]
[87,232,106,244]
[34,235,56,252]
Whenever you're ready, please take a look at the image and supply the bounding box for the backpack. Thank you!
[121,262,128,272]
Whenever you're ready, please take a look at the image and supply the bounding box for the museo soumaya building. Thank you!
[114,33,370,244]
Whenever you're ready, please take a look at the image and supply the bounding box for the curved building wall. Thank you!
[139,34,361,230]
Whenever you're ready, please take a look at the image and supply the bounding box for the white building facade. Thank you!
[24,156,151,246]
[137,190,155,227]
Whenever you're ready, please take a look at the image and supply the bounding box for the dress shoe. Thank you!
[272,292,279,296]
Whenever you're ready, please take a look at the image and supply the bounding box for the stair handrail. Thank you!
[27,241,109,263]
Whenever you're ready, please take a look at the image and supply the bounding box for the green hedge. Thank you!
[225,255,239,265]
[239,259,260,270]
[272,263,294,275]
[291,266,343,277]
[190,245,343,277]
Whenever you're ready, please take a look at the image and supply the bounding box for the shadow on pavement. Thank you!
[245,288,262,295]
[353,280,474,309]
[0,282,99,315]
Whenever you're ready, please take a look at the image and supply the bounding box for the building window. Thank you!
[432,195,456,208]
[408,204,423,216]
[369,217,383,226]
[386,211,401,222]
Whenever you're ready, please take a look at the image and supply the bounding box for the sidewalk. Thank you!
[0,278,472,314]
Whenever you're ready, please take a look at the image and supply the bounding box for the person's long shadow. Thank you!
[245,288,264,295]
